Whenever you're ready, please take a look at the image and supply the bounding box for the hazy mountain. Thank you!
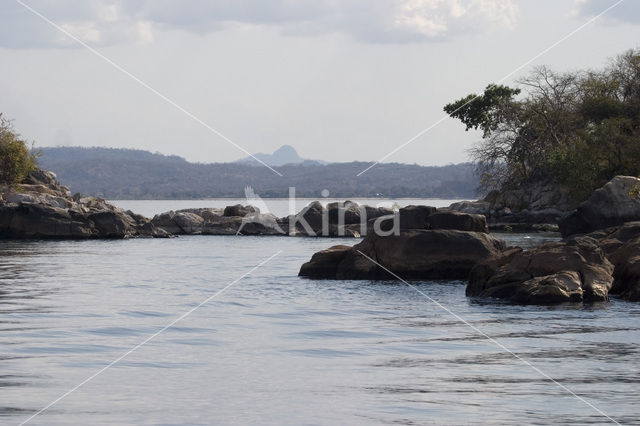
[236,145,326,166]
[37,147,478,199]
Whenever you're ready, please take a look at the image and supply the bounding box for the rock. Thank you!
[427,210,488,233]
[560,176,640,237]
[175,207,223,221]
[23,169,58,187]
[223,204,259,217]
[398,205,437,229]
[327,201,361,225]
[299,245,352,278]
[298,201,325,233]
[363,206,394,220]
[0,168,163,239]
[448,181,570,232]
[608,235,640,301]
[89,210,135,238]
[299,229,506,280]
[151,211,183,235]
[172,212,205,234]
[448,200,490,215]
[467,237,614,304]
[202,216,243,235]
[237,213,285,235]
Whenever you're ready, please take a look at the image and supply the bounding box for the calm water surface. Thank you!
[1,217,639,425]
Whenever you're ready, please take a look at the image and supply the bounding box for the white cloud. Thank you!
[1,0,518,48]
[392,0,517,39]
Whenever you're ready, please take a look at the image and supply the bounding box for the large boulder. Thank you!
[89,210,135,238]
[202,216,243,235]
[299,229,506,280]
[607,235,640,301]
[176,207,223,221]
[298,201,325,233]
[172,212,205,234]
[299,245,352,278]
[236,213,285,235]
[151,211,183,235]
[467,237,614,304]
[223,204,259,217]
[560,176,640,237]
[398,205,436,229]
[327,201,361,225]
[427,210,488,233]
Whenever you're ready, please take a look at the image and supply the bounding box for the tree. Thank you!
[445,48,640,202]
[443,84,521,137]
[0,114,37,184]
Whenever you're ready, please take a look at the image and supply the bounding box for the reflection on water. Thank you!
[0,234,638,425]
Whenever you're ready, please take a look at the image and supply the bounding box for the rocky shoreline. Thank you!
[0,169,393,239]
[0,170,169,239]
[4,169,640,306]
[300,175,640,305]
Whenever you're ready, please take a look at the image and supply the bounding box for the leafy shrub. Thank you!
[0,114,37,184]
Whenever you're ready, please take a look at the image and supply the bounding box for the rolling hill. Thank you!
[37,147,478,199]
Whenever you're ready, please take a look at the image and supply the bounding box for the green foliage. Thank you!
[445,48,640,199]
[443,84,521,137]
[0,114,38,184]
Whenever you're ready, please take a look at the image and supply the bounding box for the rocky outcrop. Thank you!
[282,201,392,237]
[299,210,505,280]
[448,179,573,232]
[397,205,436,229]
[560,176,640,237]
[580,221,640,302]
[450,199,563,232]
[298,245,352,278]
[223,204,259,217]
[467,237,614,304]
[608,236,640,301]
[427,210,488,233]
[151,207,286,236]
[0,169,167,239]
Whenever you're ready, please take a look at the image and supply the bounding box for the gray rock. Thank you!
[223,204,259,217]
[427,210,488,233]
[560,176,640,237]
[172,212,205,234]
[0,168,163,239]
[398,205,437,229]
[299,245,352,278]
[300,229,505,280]
[467,237,614,304]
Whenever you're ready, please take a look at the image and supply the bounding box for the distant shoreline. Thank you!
[108,197,472,201]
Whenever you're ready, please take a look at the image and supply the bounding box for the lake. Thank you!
[1,200,639,425]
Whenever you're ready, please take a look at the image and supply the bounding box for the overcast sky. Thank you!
[1,0,638,167]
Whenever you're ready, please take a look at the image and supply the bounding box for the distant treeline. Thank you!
[37,147,478,199]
